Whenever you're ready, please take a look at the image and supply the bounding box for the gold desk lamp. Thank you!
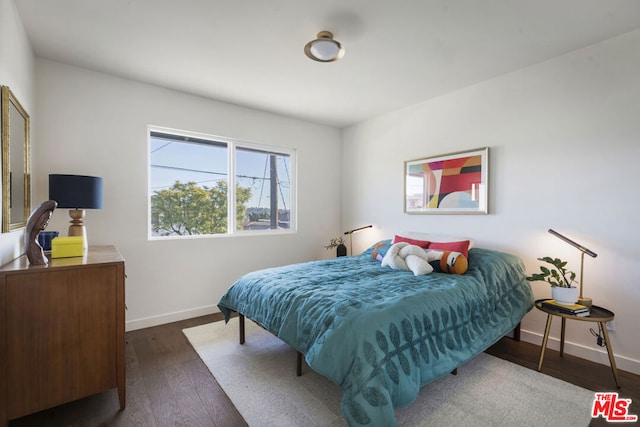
[548,229,598,307]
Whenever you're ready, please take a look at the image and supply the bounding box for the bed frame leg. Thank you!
[451,368,458,375]
[239,314,245,344]
[237,313,303,376]
[513,322,521,342]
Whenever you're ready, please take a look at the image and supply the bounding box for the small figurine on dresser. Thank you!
[25,200,58,265]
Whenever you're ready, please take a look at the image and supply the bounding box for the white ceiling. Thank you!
[15,0,640,128]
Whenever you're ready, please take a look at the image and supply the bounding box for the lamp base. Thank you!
[68,209,88,250]
[578,296,592,308]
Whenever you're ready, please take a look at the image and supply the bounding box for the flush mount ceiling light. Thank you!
[304,31,344,62]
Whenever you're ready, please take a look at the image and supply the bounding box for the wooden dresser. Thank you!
[0,246,125,425]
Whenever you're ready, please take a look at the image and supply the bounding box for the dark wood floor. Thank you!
[9,314,640,427]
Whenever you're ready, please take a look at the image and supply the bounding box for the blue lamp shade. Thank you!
[49,174,103,209]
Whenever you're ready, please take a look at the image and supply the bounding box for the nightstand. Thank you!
[535,298,620,388]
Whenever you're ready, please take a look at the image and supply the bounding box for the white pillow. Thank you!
[398,231,476,249]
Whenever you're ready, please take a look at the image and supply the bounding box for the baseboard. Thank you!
[520,328,640,376]
[126,304,219,331]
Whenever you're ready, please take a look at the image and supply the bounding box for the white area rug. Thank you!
[183,318,595,426]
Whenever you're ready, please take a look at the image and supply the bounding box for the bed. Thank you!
[217,240,534,426]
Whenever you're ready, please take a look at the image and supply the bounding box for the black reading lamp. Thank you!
[548,229,597,307]
[344,225,373,256]
[49,174,103,249]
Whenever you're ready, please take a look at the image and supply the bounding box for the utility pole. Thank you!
[270,154,278,229]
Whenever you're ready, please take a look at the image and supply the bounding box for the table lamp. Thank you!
[49,174,103,249]
[344,225,373,256]
[548,229,597,307]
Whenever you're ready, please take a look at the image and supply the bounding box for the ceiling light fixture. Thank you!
[304,31,344,62]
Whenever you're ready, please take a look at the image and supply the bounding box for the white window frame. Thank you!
[147,125,296,240]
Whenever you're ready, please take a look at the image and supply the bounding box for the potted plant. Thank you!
[526,256,578,305]
[325,237,347,257]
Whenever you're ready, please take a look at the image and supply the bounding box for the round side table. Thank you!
[535,298,620,388]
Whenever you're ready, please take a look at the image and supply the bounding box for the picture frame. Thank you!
[404,147,489,214]
[2,85,31,232]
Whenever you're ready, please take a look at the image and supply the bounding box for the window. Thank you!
[149,127,295,238]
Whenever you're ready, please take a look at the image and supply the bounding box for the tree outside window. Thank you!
[149,129,294,238]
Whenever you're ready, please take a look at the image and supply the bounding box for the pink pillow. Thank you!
[392,235,430,248]
[428,240,470,258]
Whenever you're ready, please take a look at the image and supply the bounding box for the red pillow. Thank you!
[392,235,430,248]
[428,240,470,258]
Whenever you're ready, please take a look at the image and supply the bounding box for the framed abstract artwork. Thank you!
[404,147,489,214]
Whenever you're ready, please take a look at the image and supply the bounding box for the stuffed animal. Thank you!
[381,242,440,276]
[426,249,468,275]
[374,240,469,275]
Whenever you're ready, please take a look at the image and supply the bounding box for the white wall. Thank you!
[0,0,34,265]
[6,0,638,376]
[33,59,342,330]
[342,30,640,375]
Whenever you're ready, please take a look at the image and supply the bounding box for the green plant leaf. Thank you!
[529,256,577,288]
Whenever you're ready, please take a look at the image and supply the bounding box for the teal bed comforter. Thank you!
[218,243,534,426]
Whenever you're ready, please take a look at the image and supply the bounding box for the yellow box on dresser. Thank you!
[51,235,84,258]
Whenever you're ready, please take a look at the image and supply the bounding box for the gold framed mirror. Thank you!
[1,86,31,232]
